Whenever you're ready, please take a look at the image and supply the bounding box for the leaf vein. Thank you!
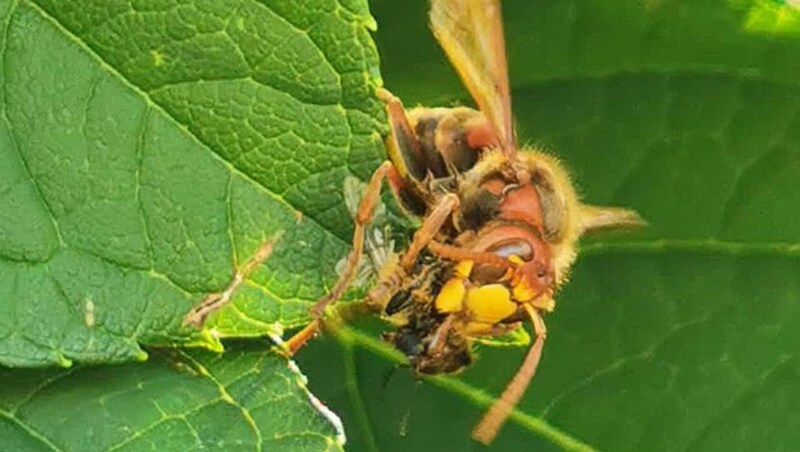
[134,106,155,268]
[251,0,343,100]
[0,409,62,452]
[177,350,264,451]
[8,368,77,414]
[581,239,800,257]
[682,354,796,451]
[540,310,718,418]
[1,1,64,259]
[24,0,350,250]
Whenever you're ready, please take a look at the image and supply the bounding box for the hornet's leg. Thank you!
[285,161,401,355]
[314,88,426,316]
[376,88,430,217]
[311,160,397,318]
[400,193,460,271]
[367,193,461,307]
[281,300,381,356]
[427,240,511,268]
[376,87,424,177]
[427,314,456,356]
[472,304,547,445]
[281,319,321,356]
[287,91,425,353]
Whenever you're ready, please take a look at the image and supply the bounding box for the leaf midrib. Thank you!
[581,239,800,257]
[0,409,61,451]
[511,65,800,90]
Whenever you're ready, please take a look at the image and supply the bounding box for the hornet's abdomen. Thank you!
[384,106,497,216]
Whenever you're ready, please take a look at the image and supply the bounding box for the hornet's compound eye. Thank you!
[490,239,533,260]
[470,239,533,285]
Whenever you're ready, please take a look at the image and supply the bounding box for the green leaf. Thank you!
[293,1,800,451]
[473,324,531,348]
[0,0,383,366]
[0,346,345,451]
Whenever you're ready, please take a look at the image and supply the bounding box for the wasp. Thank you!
[285,0,644,444]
